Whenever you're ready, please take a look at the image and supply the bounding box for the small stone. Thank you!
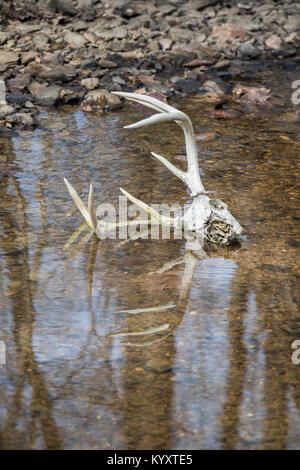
[202,80,226,95]
[144,358,172,373]
[7,74,31,92]
[210,23,247,45]
[265,35,282,50]
[49,0,77,16]
[159,38,172,50]
[0,79,6,105]
[28,81,48,96]
[0,32,8,45]
[173,78,201,93]
[80,88,122,111]
[148,40,160,52]
[6,112,35,128]
[32,33,50,51]
[21,51,37,65]
[35,85,62,106]
[0,105,14,118]
[77,0,94,7]
[81,77,100,89]
[112,27,128,39]
[99,59,118,68]
[73,21,88,32]
[15,24,41,34]
[64,31,87,48]
[0,51,19,71]
[284,16,300,34]
[83,31,98,44]
[25,101,34,108]
[285,32,298,43]
[238,42,260,59]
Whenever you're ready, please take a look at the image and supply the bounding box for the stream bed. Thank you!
[0,71,300,449]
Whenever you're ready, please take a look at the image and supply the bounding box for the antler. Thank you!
[112,92,205,197]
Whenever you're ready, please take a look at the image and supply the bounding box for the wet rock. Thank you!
[6,112,36,128]
[80,89,123,111]
[173,78,201,93]
[35,85,62,106]
[238,42,261,59]
[64,32,87,48]
[211,105,239,119]
[59,88,81,104]
[144,358,172,374]
[232,84,271,105]
[265,35,282,50]
[201,79,228,95]
[195,131,216,141]
[159,49,197,72]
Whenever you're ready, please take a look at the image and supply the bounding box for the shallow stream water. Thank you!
[0,71,299,449]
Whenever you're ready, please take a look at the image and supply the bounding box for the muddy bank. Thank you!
[0,0,299,130]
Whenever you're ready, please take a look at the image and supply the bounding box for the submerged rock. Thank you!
[144,358,172,373]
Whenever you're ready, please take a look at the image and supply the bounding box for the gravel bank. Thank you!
[0,0,299,130]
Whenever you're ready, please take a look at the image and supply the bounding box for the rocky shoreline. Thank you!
[0,0,299,131]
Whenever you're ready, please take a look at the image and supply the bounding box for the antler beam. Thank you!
[112,92,205,196]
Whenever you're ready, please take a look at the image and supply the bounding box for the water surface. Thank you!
[0,71,300,449]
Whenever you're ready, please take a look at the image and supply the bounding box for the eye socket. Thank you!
[210,199,226,210]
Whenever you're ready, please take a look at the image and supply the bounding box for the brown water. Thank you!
[0,72,300,449]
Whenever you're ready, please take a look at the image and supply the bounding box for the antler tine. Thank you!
[120,188,177,227]
[112,92,204,196]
